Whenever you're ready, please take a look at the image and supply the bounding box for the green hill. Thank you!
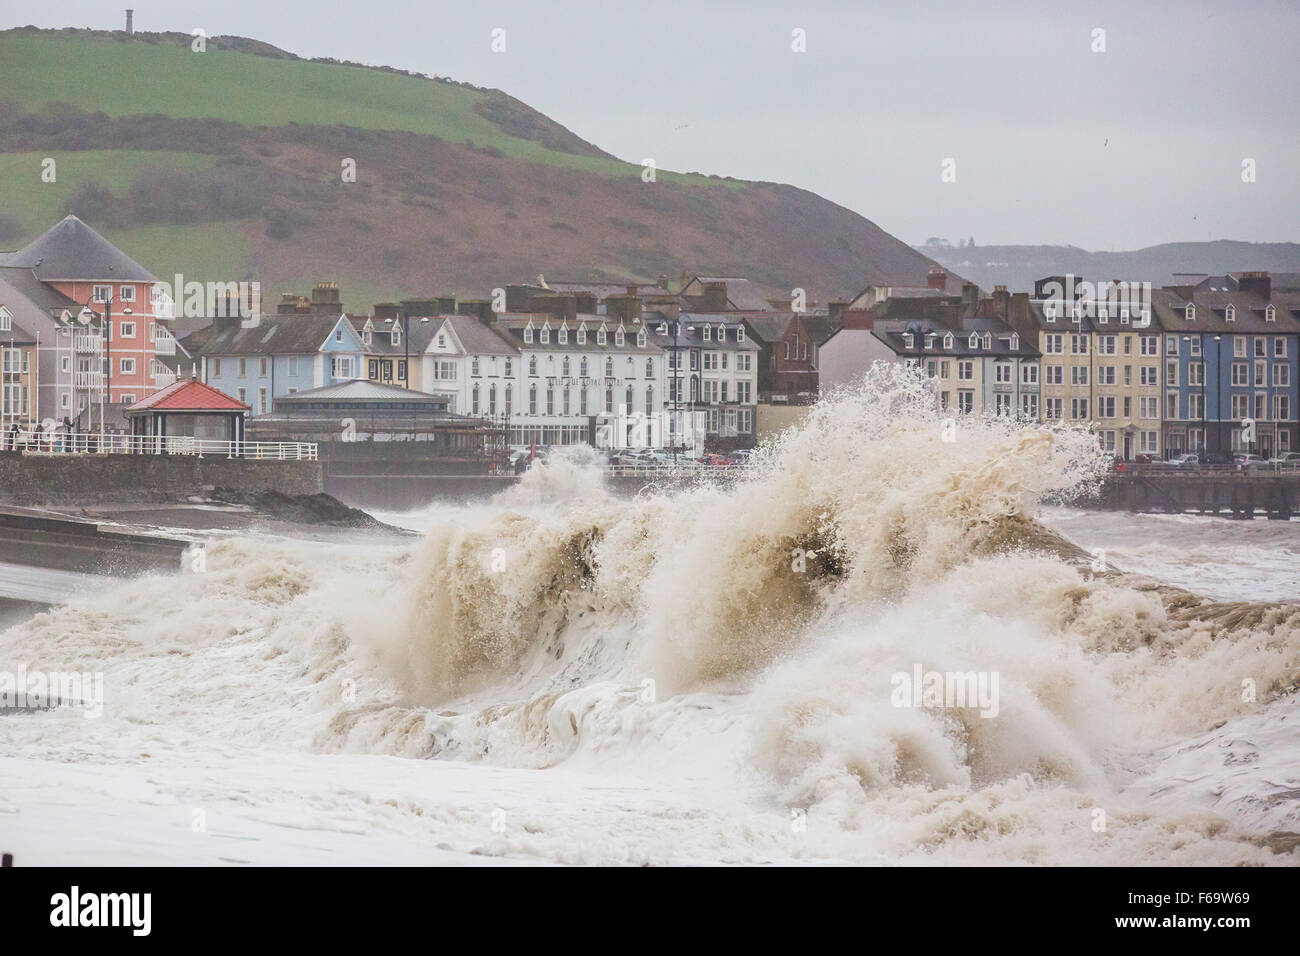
[0,26,957,307]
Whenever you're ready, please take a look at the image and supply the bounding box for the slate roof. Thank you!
[1026,298,1163,333]
[126,378,249,413]
[1151,280,1300,335]
[736,312,794,344]
[434,314,517,354]
[350,315,440,356]
[682,276,776,312]
[873,317,1039,358]
[0,215,156,282]
[644,311,761,351]
[189,314,351,356]
[0,265,87,318]
[494,313,664,353]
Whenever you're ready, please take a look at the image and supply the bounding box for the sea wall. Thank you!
[0,451,323,506]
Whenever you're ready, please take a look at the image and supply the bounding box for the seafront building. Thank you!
[5,212,1300,464]
[0,216,178,425]
[1152,273,1300,458]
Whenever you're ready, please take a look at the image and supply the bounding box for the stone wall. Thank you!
[0,451,323,506]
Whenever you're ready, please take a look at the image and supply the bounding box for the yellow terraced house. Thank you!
[1015,286,1163,460]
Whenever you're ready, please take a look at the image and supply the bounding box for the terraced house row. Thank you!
[181,278,764,452]
[5,215,1297,462]
[820,270,1300,459]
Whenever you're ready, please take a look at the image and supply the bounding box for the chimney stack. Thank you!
[1235,271,1272,301]
[701,280,728,312]
[927,266,947,290]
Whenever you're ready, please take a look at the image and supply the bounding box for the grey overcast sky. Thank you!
[5,0,1298,250]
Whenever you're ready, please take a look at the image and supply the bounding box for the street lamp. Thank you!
[385,314,430,388]
[657,318,695,467]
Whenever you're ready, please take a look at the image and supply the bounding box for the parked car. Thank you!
[1268,451,1300,464]
[1166,453,1200,466]
[1232,453,1266,469]
[700,453,733,467]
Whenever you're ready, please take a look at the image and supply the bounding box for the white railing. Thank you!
[74,371,104,388]
[74,333,103,353]
[152,332,177,356]
[8,431,317,460]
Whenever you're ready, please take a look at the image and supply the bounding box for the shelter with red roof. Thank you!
[125,377,249,447]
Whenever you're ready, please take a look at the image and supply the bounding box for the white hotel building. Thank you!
[423,312,672,449]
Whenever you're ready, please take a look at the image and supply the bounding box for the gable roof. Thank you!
[873,317,1039,357]
[125,378,249,413]
[0,215,156,283]
[188,314,357,357]
[681,275,776,312]
[433,315,517,355]
[1151,282,1300,334]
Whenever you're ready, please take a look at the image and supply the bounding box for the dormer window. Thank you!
[524,323,534,344]
[702,325,711,341]
[597,326,607,345]
[1071,306,1081,324]
[943,332,954,349]
[717,326,726,342]
[1010,333,1020,350]
[391,325,401,346]
[1225,305,1236,323]
[1266,304,1277,323]
[1185,304,1195,322]
[1120,309,1130,325]
[903,332,915,349]
[577,323,587,344]
[983,333,991,349]
[969,332,979,349]
[924,333,936,350]
[0,306,10,333]
[362,329,372,344]
[558,325,568,344]
[737,326,745,342]
[1044,302,1057,322]
[1098,308,1108,324]
[615,327,625,346]
[539,322,550,344]
[637,330,646,347]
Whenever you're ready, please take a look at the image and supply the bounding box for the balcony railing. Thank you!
[152,332,177,356]
[74,371,104,389]
[74,333,103,353]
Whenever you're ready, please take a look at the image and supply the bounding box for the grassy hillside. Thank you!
[0,27,955,306]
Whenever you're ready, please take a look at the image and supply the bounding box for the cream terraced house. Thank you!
[1021,295,1163,460]
[844,316,1039,417]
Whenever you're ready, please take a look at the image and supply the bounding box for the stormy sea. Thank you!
[2,365,1297,865]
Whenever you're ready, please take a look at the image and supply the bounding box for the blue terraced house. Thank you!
[1153,272,1300,459]
[185,313,370,415]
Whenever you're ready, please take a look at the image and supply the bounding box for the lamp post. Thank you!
[385,313,429,389]
[657,318,695,467]
[77,299,107,447]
